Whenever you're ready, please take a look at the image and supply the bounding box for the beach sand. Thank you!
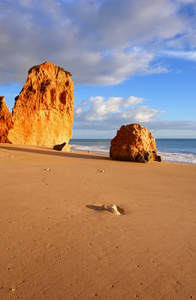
[0,143,196,300]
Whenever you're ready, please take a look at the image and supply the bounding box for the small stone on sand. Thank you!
[101,204,124,215]
[97,169,105,173]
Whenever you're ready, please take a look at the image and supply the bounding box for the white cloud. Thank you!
[75,96,164,126]
[0,0,195,85]
[161,50,196,61]
[74,94,196,135]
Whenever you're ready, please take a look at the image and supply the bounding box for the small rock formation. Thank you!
[8,62,74,150]
[101,204,125,215]
[53,142,66,151]
[0,96,13,143]
[110,123,161,163]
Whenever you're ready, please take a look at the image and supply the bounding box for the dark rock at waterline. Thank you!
[53,142,66,151]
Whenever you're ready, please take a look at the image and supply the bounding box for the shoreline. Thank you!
[1,144,196,299]
[69,138,196,165]
[1,142,196,165]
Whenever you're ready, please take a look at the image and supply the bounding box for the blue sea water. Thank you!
[69,138,196,164]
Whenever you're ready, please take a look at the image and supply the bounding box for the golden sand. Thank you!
[0,144,196,300]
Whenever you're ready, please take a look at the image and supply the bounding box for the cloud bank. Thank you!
[0,0,196,85]
[74,95,165,129]
[74,95,196,135]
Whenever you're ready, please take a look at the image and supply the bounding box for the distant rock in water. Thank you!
[0,96,13,143]
[8,62,74,150]
[110,123,161,163]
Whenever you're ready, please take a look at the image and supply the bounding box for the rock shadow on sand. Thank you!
[0,144,110,161]
[86,205,103,211]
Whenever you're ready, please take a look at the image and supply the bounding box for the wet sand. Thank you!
[0,143,196,300]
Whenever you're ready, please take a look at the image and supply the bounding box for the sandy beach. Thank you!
[0,143,196,300]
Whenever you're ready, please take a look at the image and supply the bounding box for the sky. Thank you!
[0,0,196,139]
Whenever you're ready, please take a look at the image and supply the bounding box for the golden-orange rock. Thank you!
[110,123,161,163]
[0,96,13,143]
[8,62,74,150]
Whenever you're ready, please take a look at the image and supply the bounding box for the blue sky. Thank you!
[0,0,196,139]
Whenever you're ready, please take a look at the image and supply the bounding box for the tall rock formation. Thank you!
[110,123,161,163]
[8,62,74,150]
[0,96,13,143]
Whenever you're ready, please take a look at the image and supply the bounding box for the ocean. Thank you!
[69,139,196,165]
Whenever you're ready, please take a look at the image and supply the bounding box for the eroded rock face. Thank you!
[110,123,161,163]
[0,96,13,143]
[8,62,74,150]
